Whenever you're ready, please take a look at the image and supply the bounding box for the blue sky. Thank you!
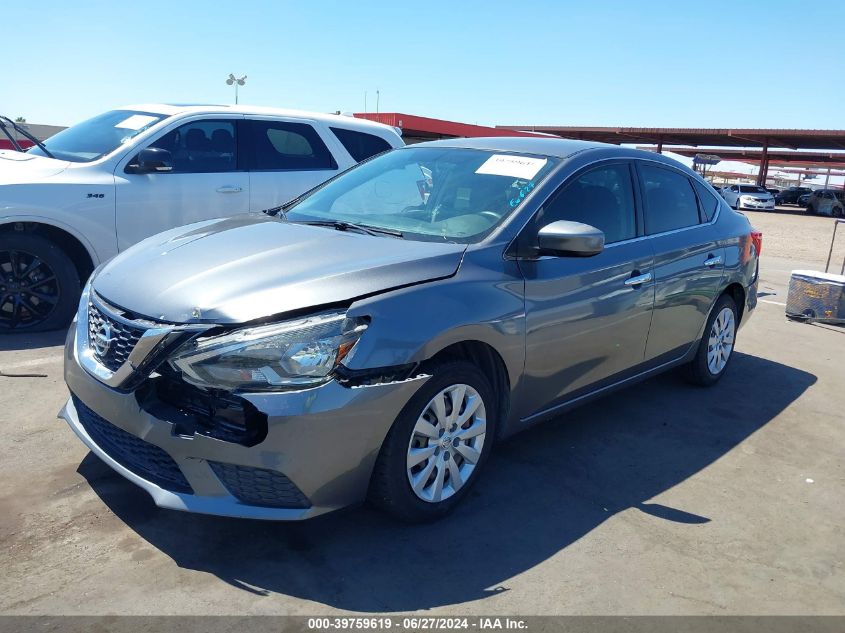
[3,0,844,129]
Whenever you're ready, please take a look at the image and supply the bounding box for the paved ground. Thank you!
[0,210,843,615]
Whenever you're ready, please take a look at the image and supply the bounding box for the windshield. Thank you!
[739,185,769,194]
[287,147,558,243]
[27,110,167,163]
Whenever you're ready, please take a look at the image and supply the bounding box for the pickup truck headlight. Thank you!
[169,312,367,391]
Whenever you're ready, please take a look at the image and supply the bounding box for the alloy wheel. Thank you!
[406,383,487,503]
[0,249,61,330]
[707,307,735,375]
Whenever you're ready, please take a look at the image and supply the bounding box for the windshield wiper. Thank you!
[294,219,404,238]
[0,115,54,159]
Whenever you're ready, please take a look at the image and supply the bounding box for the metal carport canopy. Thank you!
[494,126,845,151]
[496,126,845,185]
[644,147,845,168]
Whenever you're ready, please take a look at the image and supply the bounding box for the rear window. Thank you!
[640,164,701,234]
[692,179,720,221]
[248,120,337,171]
[330,127,393,162]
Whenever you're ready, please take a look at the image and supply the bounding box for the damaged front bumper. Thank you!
[60,320,429,520]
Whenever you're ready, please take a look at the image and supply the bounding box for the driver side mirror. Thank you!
[127,147,173,174]
[537,220,604,257]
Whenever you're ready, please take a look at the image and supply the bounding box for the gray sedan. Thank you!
[61,138,759,522]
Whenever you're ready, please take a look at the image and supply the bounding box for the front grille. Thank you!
[72,395,193,494]
[88,300,148,372]
[209,462,310,508]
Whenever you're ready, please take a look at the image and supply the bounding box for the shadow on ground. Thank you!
[0,329,66,352]
[78,352,815,611]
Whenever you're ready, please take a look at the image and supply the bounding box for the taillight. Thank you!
[750,229,763,256]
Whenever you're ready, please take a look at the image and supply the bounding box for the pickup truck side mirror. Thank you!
[127,147,173,174]
[537,220,604,257]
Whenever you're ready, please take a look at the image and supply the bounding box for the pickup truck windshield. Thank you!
[287,147,557,243]
[27,110,167,163]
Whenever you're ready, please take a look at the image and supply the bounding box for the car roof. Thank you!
[409,136,705,173]
[412,136,602,158]
[118,103,401,136]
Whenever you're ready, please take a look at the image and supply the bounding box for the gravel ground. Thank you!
[1,211,843,616]
[742,207,845,270]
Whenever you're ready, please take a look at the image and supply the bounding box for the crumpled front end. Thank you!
[60,286,429,520]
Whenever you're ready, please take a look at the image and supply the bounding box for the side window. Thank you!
[730,185,739,192]
[330,127,392,162]
[540,163,636,244]
[248,120,337,171]
[692,179,720,221]
[640,164,701,234]
[148,120,237,173]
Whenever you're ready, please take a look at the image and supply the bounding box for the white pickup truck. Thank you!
[0,104,403,331]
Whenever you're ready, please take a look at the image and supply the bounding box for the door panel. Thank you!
[115,118,248,250]
[520,244,655,412]
[518,161,654,415]
[644,226,725,361]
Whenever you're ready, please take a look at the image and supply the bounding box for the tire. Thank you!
[0,233,80,333]
[369,360,497,522]
[683,293,738,387]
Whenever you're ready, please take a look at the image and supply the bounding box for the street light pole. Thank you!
[225,74,247,104]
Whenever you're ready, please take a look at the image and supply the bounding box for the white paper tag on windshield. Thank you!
[115,114,158,130]
[476,154,548,180]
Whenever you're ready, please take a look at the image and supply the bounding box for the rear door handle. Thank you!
[704,254,723,267]
[624,271,653,287]
[216,185,243,194]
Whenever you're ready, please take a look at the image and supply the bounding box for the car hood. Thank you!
[93,214,467,324]
[739,191,772,198]
[0,150,70,183]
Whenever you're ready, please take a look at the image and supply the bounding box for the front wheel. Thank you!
[683,294,738,387]
[369,360,497,522]
[0,233,80,333]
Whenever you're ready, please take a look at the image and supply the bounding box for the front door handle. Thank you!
[216,185,243,194]
[703,254,723,267]
[624,271,653,287]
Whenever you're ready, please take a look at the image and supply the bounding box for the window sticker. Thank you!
[476,154,548,180]
[115,114,159,130]
[509,180,536,207]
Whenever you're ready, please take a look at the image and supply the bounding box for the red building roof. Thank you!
[354,112,544,141]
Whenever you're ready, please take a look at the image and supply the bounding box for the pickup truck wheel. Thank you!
[683,294,738,387]
[369,360,497,522]
[0,233,80,333]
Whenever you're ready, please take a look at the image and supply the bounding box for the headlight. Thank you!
[169,312,368,391]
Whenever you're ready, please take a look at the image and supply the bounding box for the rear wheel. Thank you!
[369,360,496,522]
[684,294,738,387]
[0,233,80,333]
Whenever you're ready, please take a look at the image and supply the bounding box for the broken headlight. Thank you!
[169,312,367,391]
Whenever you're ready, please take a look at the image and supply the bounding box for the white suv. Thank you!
[0,104,404,331]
